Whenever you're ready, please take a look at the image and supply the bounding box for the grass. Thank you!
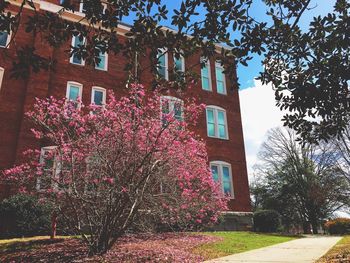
[316,235,350,263]
[192,231,298,260]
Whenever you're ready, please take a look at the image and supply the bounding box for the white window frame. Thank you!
[70,35,86,66]
[0,67,4,91]
[37,146,60,191]
[91,86,106,107]
[95,51,108,71]
[79,1,107,14]
[79,1,85,13]
[0,30,11,48]
[157,48,169,80]
[210,161,234,198]
[160,96,184,122]
[215,61,227,95]
[206,105,229,139]
[201,57,212,91]
[66,81,83,107]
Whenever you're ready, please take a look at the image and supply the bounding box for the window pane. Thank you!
[69,85,80,101]
[72,36,83,64]
[202,77,210,90]
[96,52,106,70]
[217,81,225,94]
[0,31,8,47]
[162,100,170,114]
[218,111,225,125]
[158,67,166,78]
[211,165,219,182]
[174,57,183,72]
[207,109,214,123]
[93,90,104,105]
[208,123,215,137]
[158,52,166,67]
[174,102,182,121]
[216,66,224,81]
[222,166,230,181]
[218,125,226,138]
[201,65,208,77]
[223,181,232,195]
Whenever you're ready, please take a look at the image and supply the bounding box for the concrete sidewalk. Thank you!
[205,235,341,263]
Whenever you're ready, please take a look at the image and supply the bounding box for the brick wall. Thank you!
[0,1,251,212]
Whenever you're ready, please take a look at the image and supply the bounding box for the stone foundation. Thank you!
[210,211,253,231]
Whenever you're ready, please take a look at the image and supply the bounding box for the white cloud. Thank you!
[239,79,284,182]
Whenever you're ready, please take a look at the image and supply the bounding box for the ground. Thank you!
[316,235,350,263]
[0,232,296,262]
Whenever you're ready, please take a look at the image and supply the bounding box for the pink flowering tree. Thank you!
[2,84,227,255]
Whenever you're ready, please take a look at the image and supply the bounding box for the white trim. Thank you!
[79,1,85,13]
[0,67,4,91]
[206,105,229,140]
[201,57,212,91]
[70,35,86,66]
[215,61,227,95]
[157,48,169,80]
[78,1,107,14]
[91,86,106,106]
[95,51,108,71]
[210,161,234,198]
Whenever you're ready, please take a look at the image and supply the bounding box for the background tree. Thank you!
[0,0,348,141]
[251,128,350,234]
[1,84,227,255]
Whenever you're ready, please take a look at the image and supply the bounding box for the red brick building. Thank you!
[0,0,252,229]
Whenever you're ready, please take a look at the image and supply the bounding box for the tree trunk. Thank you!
[311,220,318,234]
[50,211,57,239]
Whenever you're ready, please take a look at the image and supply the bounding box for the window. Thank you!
[95,51,108,71]
[201,57,212,91]
[79,1,87,13]
[174,52,185,73]
[91,86,106,107]
[79,1,107,14]
[66,81,83,107]
[37,146,60,191]
[0,67,4,90]
[70,35,85,66]
[0,31,10,48]
[210,161,234,197]
[157,48,168,80]
[161,96,183,125]
[215,61,226,94]
[206,106,228,139]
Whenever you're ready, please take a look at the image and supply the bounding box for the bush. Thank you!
[324,218,350,235]
[0,194,52,238]
[253,210,281,233]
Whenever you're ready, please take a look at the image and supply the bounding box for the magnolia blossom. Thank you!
[2,84,227,255]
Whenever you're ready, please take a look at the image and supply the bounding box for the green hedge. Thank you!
[0,194,52,238]
[325,218,350,235]
[253,210,281,233]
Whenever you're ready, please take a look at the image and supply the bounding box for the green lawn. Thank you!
[193,231,298,260]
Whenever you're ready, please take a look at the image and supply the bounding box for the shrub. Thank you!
[0,194,52,238]
[324,218,350,235]
[253,210,281,233]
